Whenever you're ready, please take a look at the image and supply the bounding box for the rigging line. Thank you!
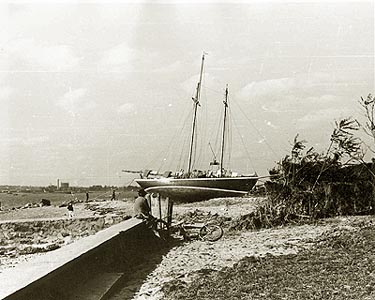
[192,116,199,169]
[145,141,169,171]
[224,106,232,170]
[202,73,209,165]
[213,105,224,158]
[202,84,224,95]
[187,103,199,171]
[176,126,191,172]
[158,108,193,173]
[125,178,136,187]
[208,142,217,160]
[191,69,211,170]
[194,118,202,167]
[176,108,194,171]
[231,94,279,160]
[145,105,192,172]
[195,75,207,168]
[175,130,185,171]
[221,93,228,171]
[187,54,205,174]
[174,101,201,172]
[200,84,213,167]
[229,106,256,171]
[227,108,233,170]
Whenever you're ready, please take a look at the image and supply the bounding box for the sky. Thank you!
[0,0,374,186]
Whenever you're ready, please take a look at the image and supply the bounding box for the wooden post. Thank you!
[166,197,174,226]
[146,193,151,212]
[158,194,162,220]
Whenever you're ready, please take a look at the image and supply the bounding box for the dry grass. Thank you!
[162,220,375,300]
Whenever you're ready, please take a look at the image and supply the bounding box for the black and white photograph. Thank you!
[0,0,374,299]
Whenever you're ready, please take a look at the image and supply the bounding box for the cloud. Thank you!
[57,88,95,116]
[0,86,12,101]
[181,72,219,95]
[0,135,49,147]
[5,38,79,71]
[258,138,266,144]
[237,73,357,116]
[239,77,295,99]
[118,103,136,115]
[235,72,360,142]
[265,120,278,129]
[99,42,135,71]
[297,106,353,128]
[238,73,338,100]
[0,86,11,128]
[152,61,183,73]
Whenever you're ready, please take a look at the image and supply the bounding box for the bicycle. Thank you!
[153,219,224,242]
[174,221,224,242]
[145,215,224,242]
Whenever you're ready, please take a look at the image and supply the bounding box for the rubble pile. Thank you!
[0,215,125,261]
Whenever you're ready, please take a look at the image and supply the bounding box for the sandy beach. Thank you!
[1,196,375,300]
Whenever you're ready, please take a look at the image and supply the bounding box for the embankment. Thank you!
[0,215,128,259]
[0,218,168,300]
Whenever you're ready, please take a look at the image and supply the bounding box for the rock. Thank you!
[63,236,72,245]
[104,215,114,225]
[22,203,31,209]
[40,199,51,206]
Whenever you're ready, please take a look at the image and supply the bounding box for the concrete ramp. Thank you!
[0,218,144,300]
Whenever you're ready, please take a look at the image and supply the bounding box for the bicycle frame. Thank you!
[148,217,224,242]
[171,221,224,242]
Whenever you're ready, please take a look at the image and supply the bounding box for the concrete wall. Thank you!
[3,220,162,300]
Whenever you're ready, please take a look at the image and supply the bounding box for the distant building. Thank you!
[60,182,70,190]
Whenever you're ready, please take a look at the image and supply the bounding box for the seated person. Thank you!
[134,189,152,219]
[134,189,163,238]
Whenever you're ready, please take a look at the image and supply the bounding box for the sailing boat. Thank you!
[132,54,258,202]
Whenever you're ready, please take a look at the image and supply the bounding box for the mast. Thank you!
[220,85,229,177]
[187,53,205,174]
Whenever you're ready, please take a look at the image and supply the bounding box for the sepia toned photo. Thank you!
[0,0,374,299]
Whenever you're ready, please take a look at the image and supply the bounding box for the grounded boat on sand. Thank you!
[135,175,258,202]
[128,54,258,202]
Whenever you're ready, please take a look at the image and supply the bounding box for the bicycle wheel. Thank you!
[199,224,224,242]
[155,219,170,240]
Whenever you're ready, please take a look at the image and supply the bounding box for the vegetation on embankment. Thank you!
[247,96,375,229]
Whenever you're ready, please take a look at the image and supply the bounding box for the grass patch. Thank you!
[162,222,375,300]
